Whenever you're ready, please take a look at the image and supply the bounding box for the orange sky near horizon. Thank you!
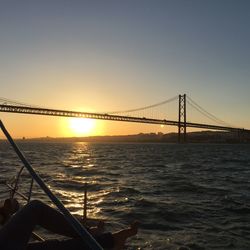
[1,1,250,138]
[0,113,173,139]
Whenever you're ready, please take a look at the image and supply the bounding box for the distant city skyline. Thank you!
[0,1,249,138]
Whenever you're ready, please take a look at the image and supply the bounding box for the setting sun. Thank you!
[69,118,95,136]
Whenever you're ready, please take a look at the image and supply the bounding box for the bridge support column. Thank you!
[178,94,186,143]
[237,129,245,143]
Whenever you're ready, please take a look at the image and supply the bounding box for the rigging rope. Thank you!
[9,166,25,199]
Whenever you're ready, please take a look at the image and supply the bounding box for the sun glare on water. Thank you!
[69,118,95,136]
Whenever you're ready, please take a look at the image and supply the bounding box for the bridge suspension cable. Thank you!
[0,97,42,108]
[106,95,178,114]
[1,95,248,133]
[186,95,234,127]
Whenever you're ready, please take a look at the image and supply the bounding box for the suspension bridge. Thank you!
[0,94,249,142]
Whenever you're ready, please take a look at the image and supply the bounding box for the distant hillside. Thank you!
[8,130,250,143]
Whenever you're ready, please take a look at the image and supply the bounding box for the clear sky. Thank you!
[0,0,249,138]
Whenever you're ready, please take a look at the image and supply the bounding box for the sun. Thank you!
[69,118,95,136]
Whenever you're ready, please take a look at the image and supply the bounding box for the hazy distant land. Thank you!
[7,131,250,143]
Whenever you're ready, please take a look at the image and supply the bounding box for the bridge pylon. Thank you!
[178,94,187,143]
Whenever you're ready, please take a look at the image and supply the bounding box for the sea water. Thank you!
[0,141,250,249]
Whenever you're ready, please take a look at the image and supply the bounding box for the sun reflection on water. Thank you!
[48,142,114,219]
[52,187,111,219]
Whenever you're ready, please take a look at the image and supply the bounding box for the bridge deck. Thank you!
[0,104,248,133]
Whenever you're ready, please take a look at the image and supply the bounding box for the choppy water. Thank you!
[0,141,250,249]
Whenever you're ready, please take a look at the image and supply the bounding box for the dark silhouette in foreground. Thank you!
[0,199,138,250]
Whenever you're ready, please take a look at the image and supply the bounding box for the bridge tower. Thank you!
[237,129,245,143]
[178,94,187,143]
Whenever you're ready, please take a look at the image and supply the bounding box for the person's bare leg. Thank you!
[0,199,80,250]
[112,221,139,250]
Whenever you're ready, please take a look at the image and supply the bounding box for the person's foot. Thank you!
[112,221,139,250]
[88,220,105,235]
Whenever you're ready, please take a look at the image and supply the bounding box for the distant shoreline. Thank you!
[1,131,249,143]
